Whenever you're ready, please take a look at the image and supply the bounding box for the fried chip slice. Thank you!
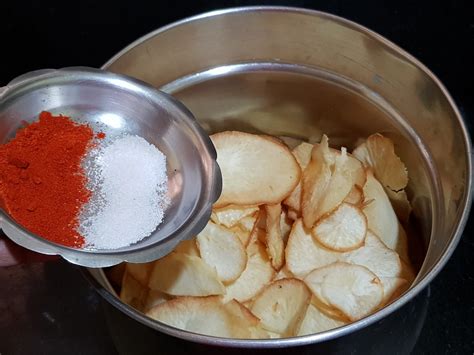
[297,304,346,336]
[312,203,367,252]
[223,235,275,303]
[148,253,225,296]
[353,133,408,192]
[146,296,258,338]
[362,170,401,251]
[251,278,311,336]
[286,219,340,278]
[304,262,383,321]
[211,131,301,207]
[211,205,259,228]
[301,136,333,228]
[120,271,149,312]
[264,204,285,270]
[196,221,247,283]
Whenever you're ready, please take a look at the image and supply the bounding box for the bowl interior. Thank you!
[95,7,471,346]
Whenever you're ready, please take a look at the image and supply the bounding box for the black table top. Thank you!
[1,1,473,354]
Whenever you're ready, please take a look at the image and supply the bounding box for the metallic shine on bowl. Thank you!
[85,6,472,351]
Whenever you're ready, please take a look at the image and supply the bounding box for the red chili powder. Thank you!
[0,111,97,248]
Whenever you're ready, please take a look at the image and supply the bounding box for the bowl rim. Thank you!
[97,5,473,347]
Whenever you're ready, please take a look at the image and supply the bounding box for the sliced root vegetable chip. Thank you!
[301,136,333,228]
[211,131,301,207]
[144,289,172,311]
[313,148,363,222]
[120,271,149,311]
[310,295,348,321]
[148,252,225,296]
[264,204,285,270]
[297,304,346,336]
[223,238,275,303]
[286,219,340,278]
[342,231,403,302]
[344,185,364,205]
[312,203,367,252]
[228,214,258,247]
[343,231,402,279]
[304,262,383,321]
[283,183,302,213]
[146,296,257,338]
[196,221,247,283]
[224,299,260,327]
[251,278,311,336]
[379,277,408,306]
[362,170,400,251]
[239,215,258,233]
[283,142,313,212]
[280,209,293,245]
[273,266,294,280]
[174,239,200,257]
[126,261,155,286]
[386,188,412,224]
[287,208,299,221]
[353,133,408,192]
[292,142,314,168]
[211,205,259,228]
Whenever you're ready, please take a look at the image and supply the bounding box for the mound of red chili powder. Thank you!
[0,111,95,248]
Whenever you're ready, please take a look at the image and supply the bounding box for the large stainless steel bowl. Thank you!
[86,6,472,352]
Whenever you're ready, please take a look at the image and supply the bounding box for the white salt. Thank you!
[80,135,168,249]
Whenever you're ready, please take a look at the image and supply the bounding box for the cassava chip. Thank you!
[312,203,367,251]
[273,266,294,280]
[312,148,364,223]
[386,189,412,224]
[120,271,149,311]
[148,252,225,296]
[353,133,408,192]
[126,262,154,286]
[144,290,172,311]
[211,205,259,228]
[284,141,314,212]
[297,304,346,336]
[223,236,275,302]
[146,296,257,338]
[379,277,408,305]
[301,135,333,228]
[197,221,247,283]
[229,214,258,247]
[286,219,340,278]
[344,185,364,205]
[280,209,293,244]
[211,131,301,207]
[304,262,383,321]
[264,204,285,270]
[362,171,401,251]
[174,239,200,257]
[342,231,403,301]
[251,278,311,336]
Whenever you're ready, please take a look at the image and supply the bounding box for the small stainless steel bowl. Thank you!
[0,67,221,267]
[86,6,472,352]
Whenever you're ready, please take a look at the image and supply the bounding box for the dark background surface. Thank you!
[1,1,473,354]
